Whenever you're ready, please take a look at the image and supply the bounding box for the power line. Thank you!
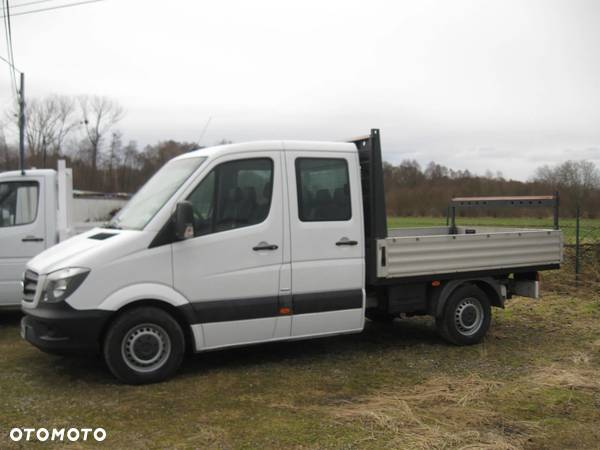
[0,0,105,18]
[1,0,17,97]
[198,116,212,143]
[0,2,25,173]
[0,52,19,71]
[12,0,66,9]
[0,2,11,93]
[5,1,18,92]
[1,1,12,94]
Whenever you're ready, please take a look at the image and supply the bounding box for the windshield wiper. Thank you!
[104,223,122,230]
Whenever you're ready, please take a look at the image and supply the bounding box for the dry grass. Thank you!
[330,374,540,450]
[0,276,599,449]
[330,357,600,450]
[527,352,600,393]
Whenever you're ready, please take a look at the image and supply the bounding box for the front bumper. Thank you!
[21,302,111,354]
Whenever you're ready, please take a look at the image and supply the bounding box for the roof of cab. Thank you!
[0,169,56,179]
[173,140,357,161]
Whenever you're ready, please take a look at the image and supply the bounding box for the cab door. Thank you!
[285,150,365,337]
[172,151,289,349]
[0,177,46,306]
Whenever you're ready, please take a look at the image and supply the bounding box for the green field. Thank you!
[387,216,600,244]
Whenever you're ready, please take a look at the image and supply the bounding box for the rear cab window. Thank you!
[295,158,351,222]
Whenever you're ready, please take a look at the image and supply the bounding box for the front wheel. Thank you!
[103,307,185,384]
[436,285,491,345]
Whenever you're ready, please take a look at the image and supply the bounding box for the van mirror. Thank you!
[174,201,195,240]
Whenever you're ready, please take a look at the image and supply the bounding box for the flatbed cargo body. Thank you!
[352,130,562,290]
[377,226,563,279]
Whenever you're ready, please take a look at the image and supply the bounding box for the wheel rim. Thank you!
[121,323,171,373]
[454,297,484,336]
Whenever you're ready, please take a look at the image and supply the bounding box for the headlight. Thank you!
[43,267,90,303]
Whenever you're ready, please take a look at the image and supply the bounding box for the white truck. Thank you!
[0,161,76,309]
[0,161,125,308]
[20,130,563,384]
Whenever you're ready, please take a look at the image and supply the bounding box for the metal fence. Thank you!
[562,207,600,286]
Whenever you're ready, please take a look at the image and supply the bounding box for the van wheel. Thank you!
[103,307,185,384]
[436,285,491,345]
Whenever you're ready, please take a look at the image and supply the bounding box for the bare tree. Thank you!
[78,95,124,175]
[534,160,600,211]
[50,96,78,157]
[534,160,600,191]
[17,95,78,168]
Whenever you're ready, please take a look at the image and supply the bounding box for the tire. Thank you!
[365,308,395,323]
[436,284,491,345]
[103,307,185,384]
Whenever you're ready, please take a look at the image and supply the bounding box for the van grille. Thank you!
[23,270,39,302]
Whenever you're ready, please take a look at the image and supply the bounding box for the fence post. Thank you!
[449,206,457,234]
[553,191,560,230]
[575,204,580,285]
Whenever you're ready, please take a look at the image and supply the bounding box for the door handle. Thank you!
[253,242,278,251]
[336,238,358,246]
[22,236,44,242]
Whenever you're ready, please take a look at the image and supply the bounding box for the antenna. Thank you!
[198,116,212,144]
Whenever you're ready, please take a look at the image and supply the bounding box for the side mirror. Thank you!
[174,201,195,240]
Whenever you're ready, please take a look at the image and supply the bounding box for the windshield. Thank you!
[109,157,206,230]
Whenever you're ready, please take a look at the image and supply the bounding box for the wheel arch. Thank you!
[432,277,503,318]
[98,284,195,351]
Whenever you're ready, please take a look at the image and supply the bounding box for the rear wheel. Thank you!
[436,285,491,345]
[103,307,185,384]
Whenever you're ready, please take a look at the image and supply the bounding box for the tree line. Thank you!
[1,94,598,217]
[0,94,203,193]
[383,159,600,217]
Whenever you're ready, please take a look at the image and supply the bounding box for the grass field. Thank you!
[0,218,598,448]
[1,280,599,449]
[387,216,600,244]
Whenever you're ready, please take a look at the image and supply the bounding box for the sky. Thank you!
[1,0,599,180]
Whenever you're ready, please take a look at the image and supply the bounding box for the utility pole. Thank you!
[18,72,25,174]
[0,56,24,172]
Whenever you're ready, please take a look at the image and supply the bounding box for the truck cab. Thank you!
[0,162,128,308]
[0,168,65,308]
[21,140,366,383]
[20,131,562,384]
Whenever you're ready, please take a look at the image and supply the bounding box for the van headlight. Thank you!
[43,267,90,303]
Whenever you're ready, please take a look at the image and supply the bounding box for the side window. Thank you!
[0,181,39,228]
[296,158,351,222]
[186,158,273,236]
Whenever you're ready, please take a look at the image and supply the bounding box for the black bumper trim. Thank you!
[21,303,112,354]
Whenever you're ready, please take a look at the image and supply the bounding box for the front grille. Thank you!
[23,270,39,302]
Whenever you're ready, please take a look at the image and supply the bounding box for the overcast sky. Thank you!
[1,0,599,180]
